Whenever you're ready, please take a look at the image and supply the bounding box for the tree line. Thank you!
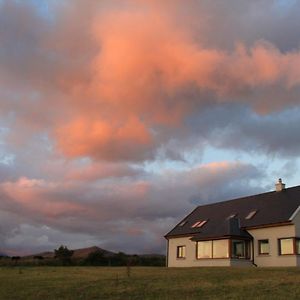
[55,245,165,266]
[0,245,166,267]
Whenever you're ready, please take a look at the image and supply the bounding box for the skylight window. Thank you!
[191,220,208,228]
[179,221,187,227]
[227,214,237,220]
[245,210,257,220]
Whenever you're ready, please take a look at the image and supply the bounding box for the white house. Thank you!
[165,179,300,267]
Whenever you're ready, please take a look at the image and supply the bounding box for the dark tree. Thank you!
[84,250,108,266]
[33,255,44,260]
[112,252,128,266]
[54,245,74,265]
[11,256,21,265]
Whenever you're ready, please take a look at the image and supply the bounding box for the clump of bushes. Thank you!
[54,245,74,265]
[83,251,165,267]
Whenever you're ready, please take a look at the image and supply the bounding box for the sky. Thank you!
[1,0,300,255]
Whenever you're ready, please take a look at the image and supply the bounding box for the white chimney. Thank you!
[275,178,285,192]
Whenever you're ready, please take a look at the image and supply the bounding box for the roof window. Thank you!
[191,220,208,228]
[245,210,257,220]
[227,214,237,220]
[179,221,187,227]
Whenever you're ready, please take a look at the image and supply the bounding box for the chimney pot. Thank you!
[275,178,285,192]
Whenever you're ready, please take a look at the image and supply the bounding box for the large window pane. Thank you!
[197,241,212,259]
[280,238,294,255]
[232,240,246,258]
[213,240,229,258]
[296,239,300,255]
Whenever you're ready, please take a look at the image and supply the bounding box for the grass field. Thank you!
[0,266,299,300]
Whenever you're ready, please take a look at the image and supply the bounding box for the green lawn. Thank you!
[0,266,299,300]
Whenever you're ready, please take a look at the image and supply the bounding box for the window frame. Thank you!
[296,238,300,255]
[245,210,258,220]
[196,239,248,260]
[195,238,251,260]
[278,237,300,256]
[178,220,187,227]
[258,239,270,255]
[196,240,213,259]
[231,239,250,259]
[227,214,237,220]
[176,245,186,259]
[191,220,208,228]
[212,239,230,258]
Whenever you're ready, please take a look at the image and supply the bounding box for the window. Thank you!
[231,240,248,258]
[278,238,300,255]
[179,221,187,227]
[296,239,300,255]
[279,238,293,255]
[196,240,229,259]
[196,239,250,259]
[227,214,237,220]
[213,240,229,258]
[258,240,269,255]
[197,241,212,259]
[177,246,186,258]
[191,220,208,228]
[279,238,294,255]
[245,210,257,220]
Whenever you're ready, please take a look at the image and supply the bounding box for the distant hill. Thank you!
[72,246,115,258]
[23,251,54,259]
[127,253,166,260]
[21,246,165,266]
[138,254,165,258]
[24,246,115,259]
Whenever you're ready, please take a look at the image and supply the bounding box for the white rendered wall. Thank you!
[293,207,300,236]
[247,224,297,267]
[167,236,252,267]
[292,208,300,267]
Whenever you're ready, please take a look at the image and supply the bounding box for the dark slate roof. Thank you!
[165,185,300,239]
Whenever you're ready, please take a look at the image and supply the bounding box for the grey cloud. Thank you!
[0,161,266,254]
[183,0,300,51]
[184,103,300,158]
[0,0,300,256]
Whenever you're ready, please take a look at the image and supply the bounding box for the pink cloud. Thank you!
[65,162,142,181]
[0,158,265,254]
[1,177,89,218]
[1,1,300,161]
[51,4,300,160]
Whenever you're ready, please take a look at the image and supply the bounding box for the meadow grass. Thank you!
[0,266,299,299]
